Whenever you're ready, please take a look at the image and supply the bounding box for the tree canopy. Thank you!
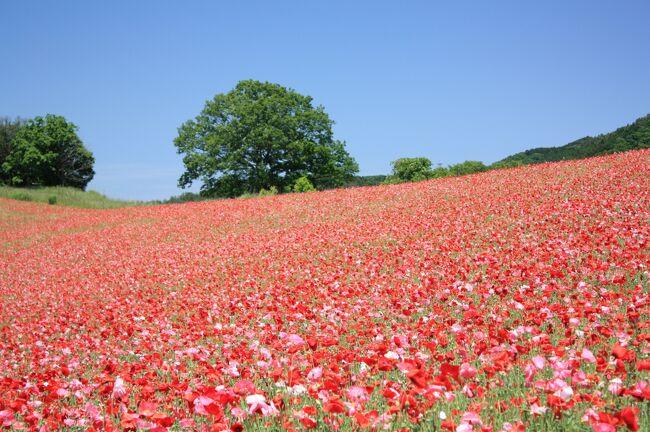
[0,117,27,184]
[174,80,358,197]
[1,115,95,189]
[385,157,435,183]
[448,160,487,176]
[385,157,492,184]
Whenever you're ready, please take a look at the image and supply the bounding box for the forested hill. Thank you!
[499,114,650,165]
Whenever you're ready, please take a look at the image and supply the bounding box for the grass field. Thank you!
[0,186,146,209]
[0,151,648,431]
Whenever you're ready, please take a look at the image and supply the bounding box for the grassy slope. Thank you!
[0,186,147,209]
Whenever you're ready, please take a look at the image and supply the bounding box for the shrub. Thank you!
[293,176,316,193]
[430,166,450,178]
[11,192,32,201]
[47,196,57,205]
[258,186,279,197]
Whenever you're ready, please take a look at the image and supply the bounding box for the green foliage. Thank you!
[258,186,279,197]
[10,192,32,202]
[174,80,358,198]
[1,115,95,189]
[430,166,450,178]
[163,192,207,204]
[384,157,489,184]
[448,160,487,176]
[344,175,387,188]
[292,176,316,193]
[498,114,650,165]
[385,157,435,183]
[0,186,143,209]
[0,117,27,184]
[237,192,257,199]
[488,160,524,170]
[381,115,650,185]
[47,196,57,205]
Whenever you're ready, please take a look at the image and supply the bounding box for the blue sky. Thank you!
[1,1,649,200]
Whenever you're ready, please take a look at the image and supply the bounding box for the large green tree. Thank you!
[0,117,27,184]
[174,80,359,197]
[1,115,95,189]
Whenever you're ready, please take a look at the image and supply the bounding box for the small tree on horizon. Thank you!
[448,160,487,176]
[385,157,434,183]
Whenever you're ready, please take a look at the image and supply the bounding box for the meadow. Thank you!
[0,150,648,431]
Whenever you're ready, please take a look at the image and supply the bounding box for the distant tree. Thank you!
[163,192,206,204]
[385,157,434,183]
[174,80,359,198]
[2,115,95,189]
[344,175,388,188]
[0,117,27,184]
[448,160,487,176]
[430,166,450,178]
[293,175,316,192]
[488,160,524,170]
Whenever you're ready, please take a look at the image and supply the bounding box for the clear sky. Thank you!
[2,1,649,200]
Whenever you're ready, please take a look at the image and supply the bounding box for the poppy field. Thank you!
[0,150,649,431]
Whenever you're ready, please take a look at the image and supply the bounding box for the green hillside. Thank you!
[499,114,650,165]
[0,186,147,209]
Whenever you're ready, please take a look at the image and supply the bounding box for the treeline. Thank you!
[381,114,650,186]
[382,157,522,185]
[3,84,647,204]
[344,175,388,188]
[166,110,649,201]
[163,158,518,202]
[498,114,650,165]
